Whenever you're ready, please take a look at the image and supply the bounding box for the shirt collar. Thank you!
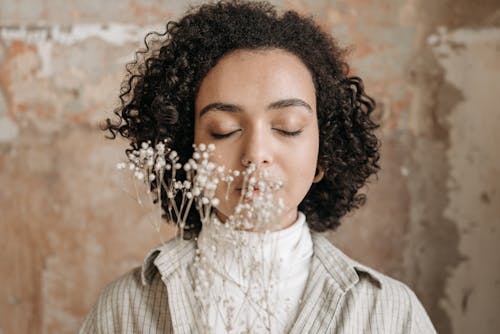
[141,230,383,290]
[141,237,196,285]
[310,232,383,291]
[196,211,312,282]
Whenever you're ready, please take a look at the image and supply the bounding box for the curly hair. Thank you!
[104,0,380,238]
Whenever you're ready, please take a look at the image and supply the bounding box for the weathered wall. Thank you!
[1,1,499,333]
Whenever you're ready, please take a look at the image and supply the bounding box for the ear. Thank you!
[313,166,324,183]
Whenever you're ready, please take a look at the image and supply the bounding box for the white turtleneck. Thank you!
[193,212,313,333]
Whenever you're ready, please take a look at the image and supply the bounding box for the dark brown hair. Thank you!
[105,0,380,238]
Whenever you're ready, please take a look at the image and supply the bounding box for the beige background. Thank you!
[1,0,499,333]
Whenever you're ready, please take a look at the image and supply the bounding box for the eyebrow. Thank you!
[268,98,312,112]
[198,98,312,118]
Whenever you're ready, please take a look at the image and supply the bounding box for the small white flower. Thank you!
[197,175,207,186]
[116,162,126,169]
[139,149,146,159]
[155,142,165,153]
[169,151,178,160]
[247,164,256,173]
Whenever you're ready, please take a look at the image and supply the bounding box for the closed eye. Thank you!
[274,129,303,137]
[210,129,241,139]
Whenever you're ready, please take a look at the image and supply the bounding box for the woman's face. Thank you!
[194,49,319,230]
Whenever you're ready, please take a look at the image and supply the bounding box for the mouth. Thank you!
[235,187,261,194]
[229,176,283,201]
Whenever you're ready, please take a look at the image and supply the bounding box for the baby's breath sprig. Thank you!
[116,141,287,333]
[117,141,285,236]
[117,141,224,238]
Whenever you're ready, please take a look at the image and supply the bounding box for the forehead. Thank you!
[194,49,316,114]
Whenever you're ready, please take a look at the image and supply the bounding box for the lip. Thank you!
[234,187,262,198]
[235,187,261,194]
[234,181,282,193]
[235,187,261,191]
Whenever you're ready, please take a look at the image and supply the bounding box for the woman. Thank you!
[80,1,436,333]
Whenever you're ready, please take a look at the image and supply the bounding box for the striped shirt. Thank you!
[79,232,437,333]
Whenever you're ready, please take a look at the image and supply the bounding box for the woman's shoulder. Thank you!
[79,236,196,334]
[309,232,436,333]
[79,265,172,333]
[95,265,166,307]
[347,264,437,333]
[311,231,416,292]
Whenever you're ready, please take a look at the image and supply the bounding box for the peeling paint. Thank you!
[0,86,6,114]
[0,24,159,77]
[0,116,19,142]
[0,24,159,46]
[35,41,52,78]
[428,27,500,58]
[431,27,500,334]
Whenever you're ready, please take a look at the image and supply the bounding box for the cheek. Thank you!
[289,131,319,192]
[193,123,204,145]
[193,126,238,167]
[300,127,320,163]
[291,158,317,189]
[210,149,240,169]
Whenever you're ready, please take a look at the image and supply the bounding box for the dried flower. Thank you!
[116,140,286,333]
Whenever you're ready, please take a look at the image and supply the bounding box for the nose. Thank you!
[240,126,273,169]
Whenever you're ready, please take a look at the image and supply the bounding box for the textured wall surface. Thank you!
[1,1,499,333]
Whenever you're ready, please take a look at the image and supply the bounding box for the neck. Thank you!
[214,208,299,232]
